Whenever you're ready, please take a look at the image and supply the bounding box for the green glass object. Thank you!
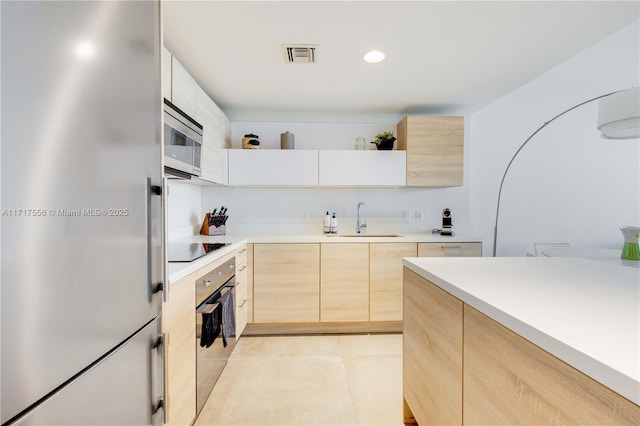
[620,226,640,261]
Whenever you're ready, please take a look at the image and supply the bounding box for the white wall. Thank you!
[470,21,640,256]
[228,113,401,150]
[167,180,202,240]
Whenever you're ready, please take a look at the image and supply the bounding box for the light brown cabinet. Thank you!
[397,115,464,187]
[370,242,417,321]
[234,246,248,338]
[418,242,482,257]
[162,273,196,426]
[464,305,639,424]
[253,244,320,323]
[320,243,370,322]
[251,241,480,326]
[403,270,640,425]
[403,268,463,425]
[245,244,254,323]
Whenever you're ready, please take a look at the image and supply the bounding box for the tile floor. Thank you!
[194,334,403,426]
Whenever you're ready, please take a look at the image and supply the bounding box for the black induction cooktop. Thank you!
[168,242,230,262]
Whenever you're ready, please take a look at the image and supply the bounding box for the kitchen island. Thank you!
[403,256,639,425]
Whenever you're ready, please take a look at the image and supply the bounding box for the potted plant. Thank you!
[371,131,396,150]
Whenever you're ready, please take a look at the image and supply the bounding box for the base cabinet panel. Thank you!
[370,243,417,321]
[403,268,463,425]
[162,273,196,426]
[253,244,320,323]
[464,305,640,425]
[320,243,369,322]
[403,269,640,426]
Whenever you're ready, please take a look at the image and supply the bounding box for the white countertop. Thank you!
[167,238,248,284]
[167,232,481,284]
[403,256,640,405]
[172,232,480,244]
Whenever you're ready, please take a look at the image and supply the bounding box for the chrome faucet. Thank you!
[357,202,366,234]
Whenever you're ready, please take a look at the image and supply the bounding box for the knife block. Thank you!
[199,213,227,236]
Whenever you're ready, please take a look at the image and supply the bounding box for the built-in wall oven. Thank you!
[194,257,236,416]
[163,98,202,179]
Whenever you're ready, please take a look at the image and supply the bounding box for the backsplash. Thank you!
[199,186,471,236]
[166,180,471,238]
[167,180,202,240]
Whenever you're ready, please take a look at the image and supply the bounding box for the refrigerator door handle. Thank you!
[151,333,166,422]
[147,177,168,303]
[161,177,168,303]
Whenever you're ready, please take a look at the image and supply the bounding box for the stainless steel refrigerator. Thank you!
[1,1,165,424]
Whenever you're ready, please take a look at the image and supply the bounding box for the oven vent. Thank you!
[282,44,318,64]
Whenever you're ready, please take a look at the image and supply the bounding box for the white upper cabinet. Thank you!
[163,47,230,184]
[228,150,319,186]
[195,85,230,184]
[162,46,172,100]
[171,56,197,119]
[318,150,406,186]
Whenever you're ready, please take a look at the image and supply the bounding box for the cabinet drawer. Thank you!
[234,279,247,306]
[418,242,481,257]
[235,247,248,267]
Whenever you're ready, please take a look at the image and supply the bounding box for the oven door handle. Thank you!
[196,302,219,315]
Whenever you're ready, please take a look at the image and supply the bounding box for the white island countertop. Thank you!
[403,256,640,405]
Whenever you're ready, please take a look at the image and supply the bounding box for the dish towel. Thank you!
[219,290,235,347]
[200,303,222,348]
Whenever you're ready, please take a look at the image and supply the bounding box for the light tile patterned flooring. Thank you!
[194,334,403,426]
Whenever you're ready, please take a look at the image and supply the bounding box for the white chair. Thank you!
[532,242,571,257]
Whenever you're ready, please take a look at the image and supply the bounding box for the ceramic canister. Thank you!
[281,131,295,149]
[242,133,260,149]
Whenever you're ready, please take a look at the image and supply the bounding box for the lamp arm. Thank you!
[491,89,624,257]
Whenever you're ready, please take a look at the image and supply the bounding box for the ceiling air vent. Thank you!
[282,44,318,64]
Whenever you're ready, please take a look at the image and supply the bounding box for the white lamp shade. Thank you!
[597,87,640,139]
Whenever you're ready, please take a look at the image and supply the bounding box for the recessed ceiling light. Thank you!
[74,40,96,59]
[363,50,385,63]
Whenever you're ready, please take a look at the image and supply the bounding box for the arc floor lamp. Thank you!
[492,87,640,257]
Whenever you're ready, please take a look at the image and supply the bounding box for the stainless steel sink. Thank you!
[325,234,402,238]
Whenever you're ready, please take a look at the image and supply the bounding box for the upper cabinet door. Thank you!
[171,56,197,119]
[227,150,319,186]
[162,46,172,101]
[318,150,406,186]
[195,85,229,184]
[397,115,464,187]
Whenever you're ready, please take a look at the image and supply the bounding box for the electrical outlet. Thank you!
[415,210,423,223]
[402,210,409,221]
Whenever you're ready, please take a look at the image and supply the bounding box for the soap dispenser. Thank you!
[330,212,338,234]
[323,211,331,234]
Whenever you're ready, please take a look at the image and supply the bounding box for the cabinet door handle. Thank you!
[238,248,247,253]
[238,265,247,272]
[442,245,461,249]
[238,299,247,308]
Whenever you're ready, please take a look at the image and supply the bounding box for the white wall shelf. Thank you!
[228,150,319,186]
[318,150,406,186]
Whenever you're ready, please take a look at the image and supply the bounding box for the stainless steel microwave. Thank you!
[164,98,202,178]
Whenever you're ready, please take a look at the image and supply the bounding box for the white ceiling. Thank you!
[163,1,639,117]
